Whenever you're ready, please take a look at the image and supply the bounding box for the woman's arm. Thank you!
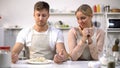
[89,30,105,60]
[68,28,87,61]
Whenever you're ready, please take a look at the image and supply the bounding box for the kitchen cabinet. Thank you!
[105,13,120,33]
[104,12,120,53]
[4,28,22,47]
[49,12,106,29]
[105,13,120,32]
[49,12,76,27]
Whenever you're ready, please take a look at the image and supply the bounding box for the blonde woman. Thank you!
[68,4,105,61]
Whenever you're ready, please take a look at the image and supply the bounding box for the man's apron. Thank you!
[28,29,55,60]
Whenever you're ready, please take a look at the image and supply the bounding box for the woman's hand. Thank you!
[82,28,89,41]
[87,28,94,44]
[82,28,94,44]
[12,53,19,64]
[53,49,66,64]
[88,28,94,38]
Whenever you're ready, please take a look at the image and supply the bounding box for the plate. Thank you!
[56,26,71,30]
[27,59,53,64]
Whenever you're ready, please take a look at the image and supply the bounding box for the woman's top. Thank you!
[68,26,105,60]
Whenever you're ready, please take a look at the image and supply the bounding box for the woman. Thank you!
[68,4,105,61]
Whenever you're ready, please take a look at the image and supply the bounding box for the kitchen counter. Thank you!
[11,60,120,68]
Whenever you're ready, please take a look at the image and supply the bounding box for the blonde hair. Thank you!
[75,4,93,16]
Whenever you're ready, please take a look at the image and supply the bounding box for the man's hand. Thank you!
[53,49,66,64]
[12,53,19,64]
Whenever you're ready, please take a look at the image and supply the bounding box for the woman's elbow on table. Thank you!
[69,54,79,61]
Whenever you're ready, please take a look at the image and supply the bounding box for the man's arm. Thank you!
[53,43,68,64]
[12,42,24,63]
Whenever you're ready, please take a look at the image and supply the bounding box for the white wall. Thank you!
[0,0,120,28]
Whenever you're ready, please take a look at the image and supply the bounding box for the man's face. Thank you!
[34,9,49,27]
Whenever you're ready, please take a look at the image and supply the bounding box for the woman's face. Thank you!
[34,9,49,27]
[76,11,92,29]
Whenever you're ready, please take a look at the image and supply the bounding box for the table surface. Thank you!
[11,60,120,68]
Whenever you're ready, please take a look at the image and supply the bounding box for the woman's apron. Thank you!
[75,27,96,60]
[28,29,55,60]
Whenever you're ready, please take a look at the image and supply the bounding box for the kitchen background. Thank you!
[0,0,120,52]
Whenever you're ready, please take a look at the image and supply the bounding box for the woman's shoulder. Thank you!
[69,27,79,33]
[68,27,80,37]
[96,28,105,35]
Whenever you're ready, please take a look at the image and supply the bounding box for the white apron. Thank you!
[28,29,55,60]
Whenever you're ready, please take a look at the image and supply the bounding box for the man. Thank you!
[12,1,68,64]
